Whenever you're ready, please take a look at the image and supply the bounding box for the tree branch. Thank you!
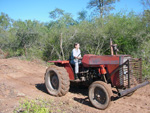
[60,32,65,60]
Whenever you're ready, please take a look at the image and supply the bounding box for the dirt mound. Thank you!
[0,58,150,113]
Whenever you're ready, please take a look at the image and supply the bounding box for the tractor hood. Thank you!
[82,54,131,67]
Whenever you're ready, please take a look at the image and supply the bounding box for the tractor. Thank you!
[44,39,149,110]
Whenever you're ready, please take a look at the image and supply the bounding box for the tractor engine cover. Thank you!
[82,54,131,87]
[82,54,120,67]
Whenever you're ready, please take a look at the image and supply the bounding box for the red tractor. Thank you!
[44,40,149,109]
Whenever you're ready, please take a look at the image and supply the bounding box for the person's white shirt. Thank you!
[71,48,81,63]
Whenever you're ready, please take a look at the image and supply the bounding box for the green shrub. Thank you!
[14,99,49,113]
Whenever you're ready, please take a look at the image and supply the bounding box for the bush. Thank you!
[14,99,49,113]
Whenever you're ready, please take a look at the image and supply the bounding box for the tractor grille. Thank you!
[119,58,142,88]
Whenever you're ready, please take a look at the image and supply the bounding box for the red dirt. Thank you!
[0,58,150,113]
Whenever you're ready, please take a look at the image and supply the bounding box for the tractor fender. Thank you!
[48,60,75,80]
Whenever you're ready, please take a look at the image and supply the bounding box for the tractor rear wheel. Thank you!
[88,81,111,110]
[45,65,70,97]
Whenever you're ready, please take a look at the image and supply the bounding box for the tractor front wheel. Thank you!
[88,81,111,110]
[45,65,70,97]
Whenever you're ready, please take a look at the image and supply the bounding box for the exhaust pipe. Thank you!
[119,81,150,97]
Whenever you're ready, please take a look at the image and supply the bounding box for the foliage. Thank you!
[0,12,12,49]
[87,0,120,17]
[0,12,12,30]
[78,10,88,21]
[14,98,80,113]
[141,0,150,10]
[135,34,150,78]
[14,99,53,113]
[49,8,64,20]
[0,11,148,58]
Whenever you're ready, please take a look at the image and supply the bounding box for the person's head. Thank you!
[74,43,80,49]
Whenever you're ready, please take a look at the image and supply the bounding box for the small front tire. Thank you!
[88,81,111,110]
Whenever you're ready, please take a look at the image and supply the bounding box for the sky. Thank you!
[0,0,143,23]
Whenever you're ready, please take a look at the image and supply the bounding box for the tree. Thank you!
[142,10,150,32]
[0,12,13,50]
[46,9,78,60]
[141,0,150,10]
[140,1,150,78]
[0,12,12,30]
[49,8,64,20]
[141,0,150,32]
[12,20,43,57]
[78,10,88,21]
[87,0,120,18]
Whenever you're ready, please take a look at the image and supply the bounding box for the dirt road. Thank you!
[0,58,150,113]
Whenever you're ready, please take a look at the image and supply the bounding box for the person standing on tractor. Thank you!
[70,43,82,80]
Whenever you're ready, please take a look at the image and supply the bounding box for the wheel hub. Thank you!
[52,75,58,88]
[96,94,101,98]
[50,72,59,90]
[94,87,106,104]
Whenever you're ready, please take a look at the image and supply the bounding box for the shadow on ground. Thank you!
[35,83,49,94]
[35,82,121,109]
[35,82,89,96]
[73,97,93,108]
[69,82,88,96]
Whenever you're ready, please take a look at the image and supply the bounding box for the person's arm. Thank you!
[77,49,82,59]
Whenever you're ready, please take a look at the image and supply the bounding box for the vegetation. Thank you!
[13,98,81,113]
[14,99,49,113]
[87,0,120,17]
[0,1,150,77]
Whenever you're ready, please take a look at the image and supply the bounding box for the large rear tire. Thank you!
[88,81,112,110]
[45,65,70,97]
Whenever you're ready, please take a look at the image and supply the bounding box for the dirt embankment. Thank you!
[0,58,150,113]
